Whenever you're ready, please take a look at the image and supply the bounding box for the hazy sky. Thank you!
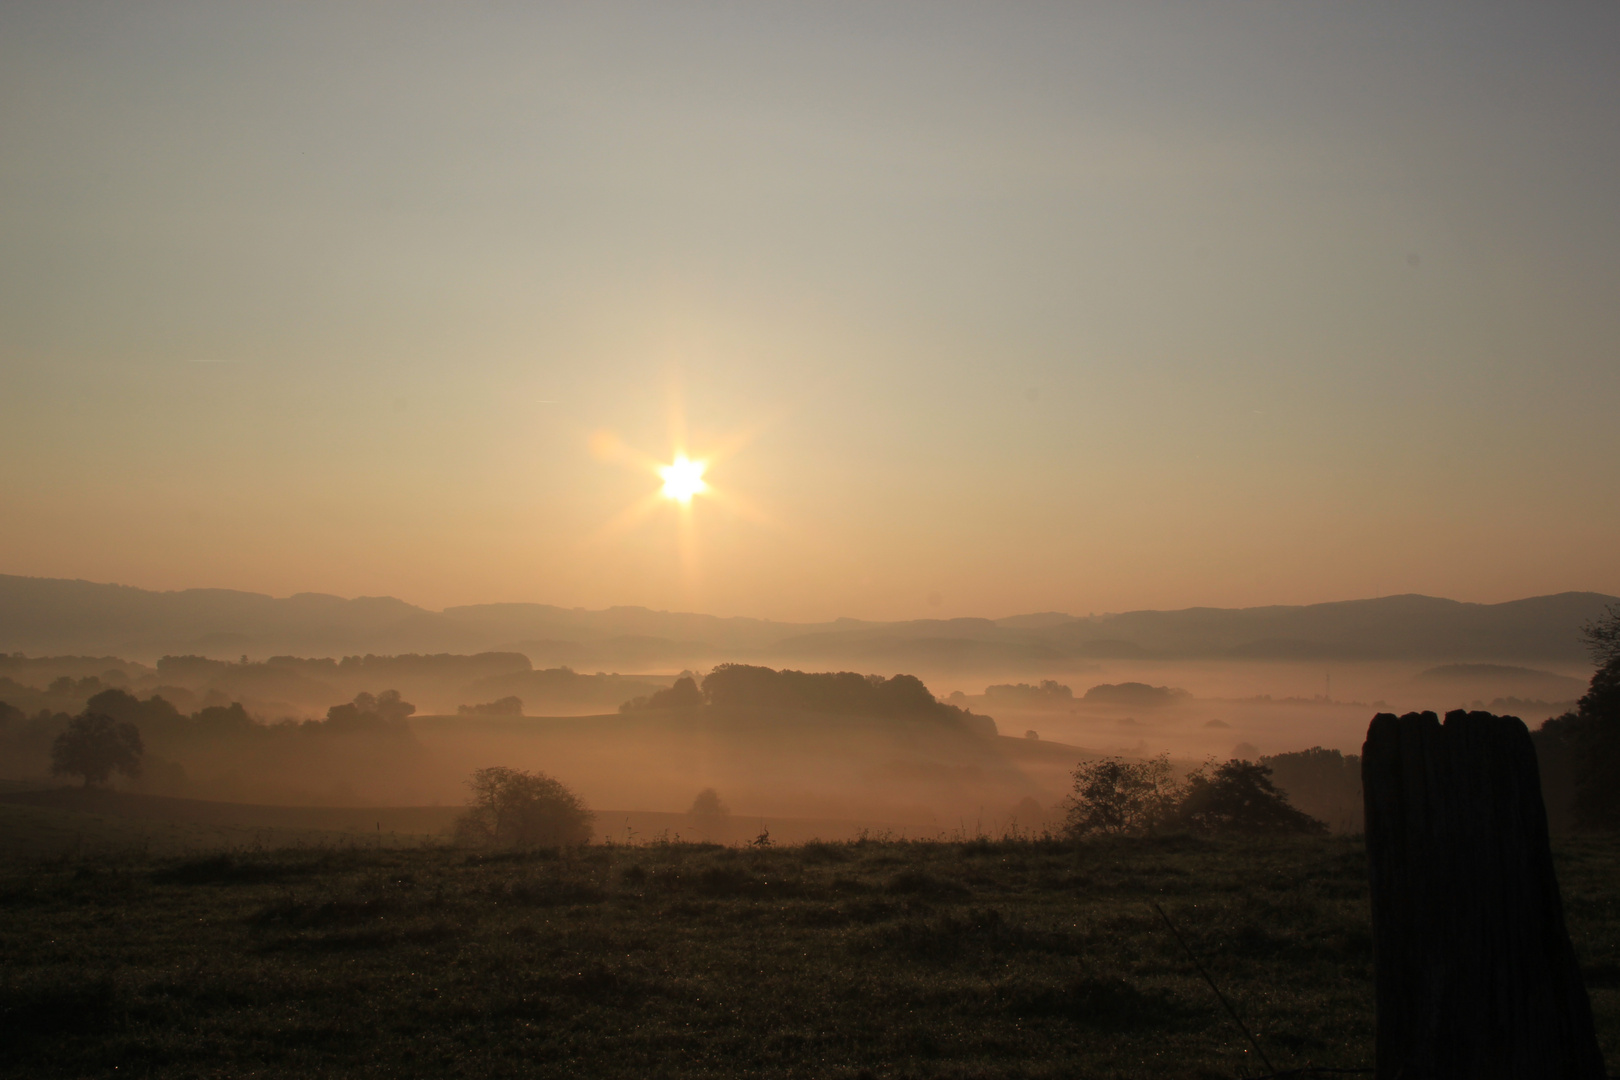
[3,2,1618,621]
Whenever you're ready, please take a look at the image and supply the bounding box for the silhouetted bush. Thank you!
[455,766,594,847]
[1062,755,1180,837]
[689,787,729,816]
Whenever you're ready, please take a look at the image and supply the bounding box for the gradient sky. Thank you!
[3,2,1618,621]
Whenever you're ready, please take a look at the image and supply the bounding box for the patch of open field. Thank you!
[0,788,936,851]
[2,827,1617,1078]
[0,801,397,859]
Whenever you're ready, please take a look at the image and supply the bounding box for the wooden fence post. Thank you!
[1362,709,1604,1080]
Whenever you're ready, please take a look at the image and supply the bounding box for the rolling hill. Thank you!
[0,574,1610,668]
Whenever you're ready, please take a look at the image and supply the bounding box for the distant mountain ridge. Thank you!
[0,575,1610,668]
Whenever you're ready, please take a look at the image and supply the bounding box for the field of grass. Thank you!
[0,789,464,860]
[0,801,380,860]
[2,825,1616,1078]
[0,786,930,851]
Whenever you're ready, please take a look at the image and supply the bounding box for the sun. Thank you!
[659,455,708,503]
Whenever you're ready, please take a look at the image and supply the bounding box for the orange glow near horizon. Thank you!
[3,7,1619,621]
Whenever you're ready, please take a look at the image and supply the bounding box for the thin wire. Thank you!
[1151,900,1277,1075]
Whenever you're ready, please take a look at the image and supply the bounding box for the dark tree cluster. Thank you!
[704,664,944,716]
[1177,760,1327,834]
[1062,754,1326,838]
[458,696,524,717]
[157,651,532,682]
[0,686,429,796]
[1080,682,1190,706]
[1537,605,1620,830]
[619,665,998,736]
[1259,746,1364,833]
[321,689,415,732]
[47,674,126,696]
[620,675,704,712]
[50,712,144,788]
[60,687,416,738]
[984,680,1074,704]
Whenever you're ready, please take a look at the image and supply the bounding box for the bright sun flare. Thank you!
[659,455,708,503]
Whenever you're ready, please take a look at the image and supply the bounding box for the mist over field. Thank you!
[0,575,1607,841]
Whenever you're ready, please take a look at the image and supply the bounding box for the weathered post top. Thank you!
[1362,709,1604,1080]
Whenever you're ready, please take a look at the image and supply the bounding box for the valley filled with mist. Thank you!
[1,576,1607,841]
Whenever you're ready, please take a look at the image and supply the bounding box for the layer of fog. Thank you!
[0,652,1590,839]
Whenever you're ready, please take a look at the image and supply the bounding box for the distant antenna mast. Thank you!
[1325,672,1331,703]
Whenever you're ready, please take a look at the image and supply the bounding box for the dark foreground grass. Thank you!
[2,834,1616,1078]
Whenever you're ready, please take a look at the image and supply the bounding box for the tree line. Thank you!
[1061,754,1327,838]
[620,664,996,733]
[1534,604,1620,830]
[0,688,425,798]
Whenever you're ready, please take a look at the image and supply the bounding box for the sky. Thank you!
[2,2,1618,622]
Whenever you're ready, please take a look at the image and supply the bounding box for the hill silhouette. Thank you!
[0,575,1611,667]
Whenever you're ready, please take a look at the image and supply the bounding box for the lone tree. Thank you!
[455,767,593,847]
[51,713,144,788]
[689,787,729,817]
[1061,754,1180,837]
[1176,759,1328,835]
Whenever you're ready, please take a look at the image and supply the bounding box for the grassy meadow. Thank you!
[2,813,1617,1078]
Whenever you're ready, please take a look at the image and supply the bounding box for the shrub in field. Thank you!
[1061,754,1180,837]
[50,713,143,788]
[455,767,594,847]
